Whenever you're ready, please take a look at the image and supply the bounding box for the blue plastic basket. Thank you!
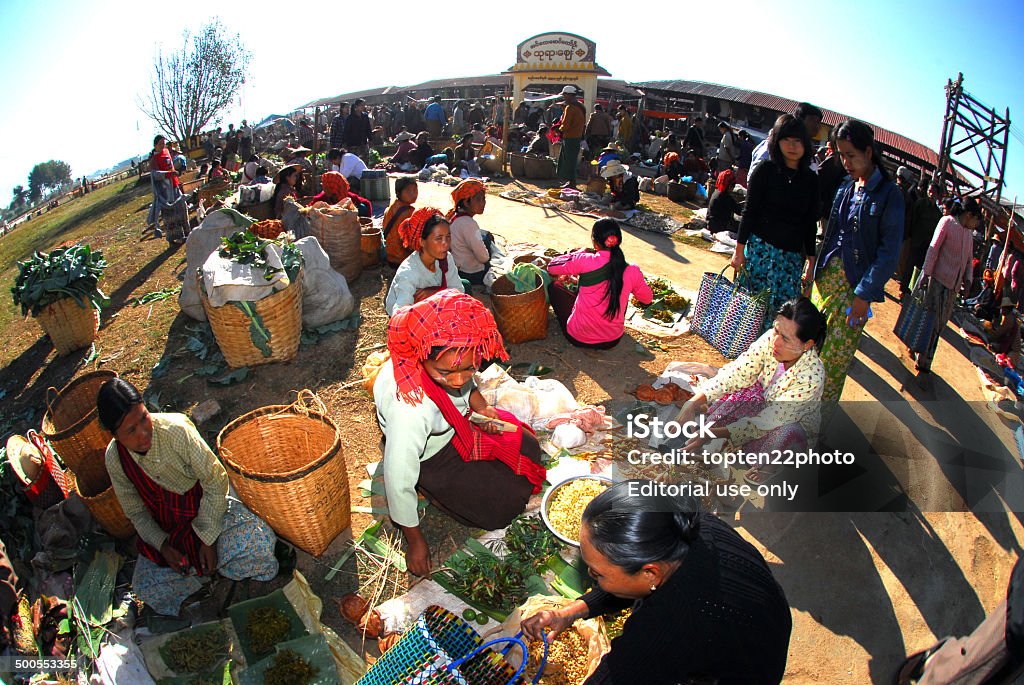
[356,605,546,685]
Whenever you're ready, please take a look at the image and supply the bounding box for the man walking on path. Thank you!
[555,85,586,189]
[585,103,614,159]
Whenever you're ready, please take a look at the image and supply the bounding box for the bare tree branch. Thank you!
[138,18,250,143]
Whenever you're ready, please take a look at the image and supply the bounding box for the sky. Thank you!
[2,0,1023,206]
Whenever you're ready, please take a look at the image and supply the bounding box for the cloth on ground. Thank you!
[201,241,290,307]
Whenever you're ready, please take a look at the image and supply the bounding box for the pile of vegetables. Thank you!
[502,515,563,572]
[11,243,109,316]
[245,606,291,657]
[161,625,229,673]
[218,231,303,282]
[263,649,319,685]
[438,551,529,616]
[635,277,690,325]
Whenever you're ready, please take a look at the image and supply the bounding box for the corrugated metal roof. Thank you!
[302,86,398,109]
[630,79,939,167]
[397,74,513,92]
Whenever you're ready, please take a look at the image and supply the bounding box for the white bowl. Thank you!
[540,475,613,546]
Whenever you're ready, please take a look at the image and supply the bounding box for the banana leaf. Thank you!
[74,549,123,627]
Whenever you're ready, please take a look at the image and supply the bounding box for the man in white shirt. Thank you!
[327,148,368,187]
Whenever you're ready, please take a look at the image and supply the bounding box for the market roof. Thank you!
[631,79,940,168]
[301,86,400,109]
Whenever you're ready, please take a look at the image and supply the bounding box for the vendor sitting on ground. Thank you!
[286,145,314,174]
[601,160,641,211]
[327,147,369,192]
[707,169,742,236]
[384,177,418,268]
[208,160,227,180]
[374,290,546,576]
[249,166,271,186]
[447,179,496,285]
[390,130,418,166]
[677,297,826,484]
[526,126,550,156]
[97,378,278,617]
[454,134,480,176]
[384,207,464,315]
[522,481,791,684]
[408,132,435,169]
[986,297,1022,366]
[662,151,683,181]
[965,268,997,321]
[310,171,372,217]
[272,164,304,219]
[547,218,653,350]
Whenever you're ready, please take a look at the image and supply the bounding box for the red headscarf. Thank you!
[387,290,508,405]
[662,151,680,168]
[446,179,485,221]
[716,169,736,193]
[398,206,444,251]
[321,171,350,200]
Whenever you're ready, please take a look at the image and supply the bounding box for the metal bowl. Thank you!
[540,475,613,546]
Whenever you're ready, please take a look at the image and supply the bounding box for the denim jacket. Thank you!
[815,168,904,302]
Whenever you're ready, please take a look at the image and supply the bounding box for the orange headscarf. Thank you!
[446,179,486,221]
[387,290,508,404]
[398,206,444,251]
[663,151,680,168]
[321,171,350,200]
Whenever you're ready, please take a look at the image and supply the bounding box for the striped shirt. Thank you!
[923,215,974,291]
[105,413,229,550]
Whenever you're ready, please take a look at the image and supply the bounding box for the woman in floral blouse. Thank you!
[677,297,827,483]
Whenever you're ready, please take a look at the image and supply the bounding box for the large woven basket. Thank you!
[197,180,231,207]
[360,222,383,268]
[35,297,99,356]
[216,392,350,557]
[199,270,303,369]
[42,370,118,491]
[68,468,135,540]
[490,274,548,344]
[523,155,556,180]
[306,204,363,284]
[508,153,526,177]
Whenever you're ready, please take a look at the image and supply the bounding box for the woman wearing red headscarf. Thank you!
[384,207,464,315]
[447,179,495,285]
[707,169,742,236]
[310,171,372,217]
[374,291,546,575]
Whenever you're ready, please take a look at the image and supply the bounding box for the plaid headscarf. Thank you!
[398,206,444,251]
[446,179,486,221]
[387,290,508,405]
[321,171,350,200]
[716,169,736,193]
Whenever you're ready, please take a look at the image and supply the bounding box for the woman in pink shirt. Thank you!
[547,219,653,349]
[914,197,982,379]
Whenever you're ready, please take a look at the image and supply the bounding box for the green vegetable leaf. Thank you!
[209,367,249,385]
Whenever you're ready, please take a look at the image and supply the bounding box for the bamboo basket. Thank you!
[306,204,363,284]
[523,155,556,180]
[35,297,100,356]
[197,180,231,207]
[360,223,383,268]
[42,370,118,491]
[508,152,527,177]
[216,392,350,557]
[68,468,136,540]
[490,274,548,344]
[199,270,303,369]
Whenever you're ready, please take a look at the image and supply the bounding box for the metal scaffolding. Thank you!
[935,73,1010,210]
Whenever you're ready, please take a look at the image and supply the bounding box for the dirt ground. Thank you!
[1,176,1021,684]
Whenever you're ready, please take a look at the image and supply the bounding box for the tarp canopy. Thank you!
[254,115,294,130]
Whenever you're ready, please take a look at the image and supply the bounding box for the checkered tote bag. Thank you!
[691,268,735,343]
[894,274,935,354]
[692,268,769,358]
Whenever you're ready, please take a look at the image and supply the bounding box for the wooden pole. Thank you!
[501,86,511,177]
[994,195,1018,296]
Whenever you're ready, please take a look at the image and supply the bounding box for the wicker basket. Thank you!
[490,274,548,344]
[306,204,363,284]
[42,370,118,491]
[508,152,527,177]
[35,297,99,356]
[360,223,383,268]
[548,280,579,332]
[199,270,303,369]
[216,392,350,557]
[68,468,135,540]
[523,155,556,180]
[197,180,231,207]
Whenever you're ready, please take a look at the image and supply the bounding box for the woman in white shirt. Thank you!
[385,207,464,315]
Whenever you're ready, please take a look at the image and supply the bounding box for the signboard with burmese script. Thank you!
[515,33,597,70]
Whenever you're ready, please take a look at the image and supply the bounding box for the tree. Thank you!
[10,185,29,210]
[139,18,251,144]
[27,161,72,201]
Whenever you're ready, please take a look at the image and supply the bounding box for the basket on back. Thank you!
[490,274,548,344]
[305,202,363,284]
[216,391,350,556]
[42,370,118,492]
[198,270,303,369]
[35,297,100,356]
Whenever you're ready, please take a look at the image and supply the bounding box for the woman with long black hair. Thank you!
[547,218,653,349]
[521,481,791,684]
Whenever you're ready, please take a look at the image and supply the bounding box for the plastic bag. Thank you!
[294,237,355,328]
[524,377,579,419]
[552,424,587,449]
[179,210,255,321]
